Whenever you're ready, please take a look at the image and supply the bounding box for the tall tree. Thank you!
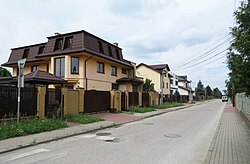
[143,78,155,92]
[0,67,11,77]
[212,88,222,99]
[195,80,204,96]
[205,85,212,96]
[227,1,250,96]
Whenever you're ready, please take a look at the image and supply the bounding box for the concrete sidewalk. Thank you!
[0,102,197,154]
[204,103,250,164]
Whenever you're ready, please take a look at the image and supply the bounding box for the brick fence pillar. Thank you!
[37,86,46,119]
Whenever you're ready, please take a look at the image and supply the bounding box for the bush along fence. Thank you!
[236,93,250,122]
[0,85,194,120]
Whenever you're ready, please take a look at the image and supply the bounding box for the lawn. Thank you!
[152,102,184,109]
[0,119,67,140]
[0,114,104,140]
[129,107,155,113]
[65,114,104,124]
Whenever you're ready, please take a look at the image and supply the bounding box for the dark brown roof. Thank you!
[137,63,170,73]
[0,77,14,84]
[149,64,170,71]
[23,70,67,84]
[2,43,47,66]
[116,77,143,85]
[2,30,131,67]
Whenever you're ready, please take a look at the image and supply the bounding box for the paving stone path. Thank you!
[204,104,250,164]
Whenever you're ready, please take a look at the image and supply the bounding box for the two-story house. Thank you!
[1,30,143,92]
[177,75,193,98]
[169,72,179,95]
[136,63,171,97]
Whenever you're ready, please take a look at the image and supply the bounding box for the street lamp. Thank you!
[17,58,26,123]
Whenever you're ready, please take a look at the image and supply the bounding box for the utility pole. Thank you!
[17,59,26,123]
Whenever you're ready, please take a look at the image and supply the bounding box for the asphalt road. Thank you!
[0,100,225,164]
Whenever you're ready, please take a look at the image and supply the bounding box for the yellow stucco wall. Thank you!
[136,66,161,92]
[136,65,170,95]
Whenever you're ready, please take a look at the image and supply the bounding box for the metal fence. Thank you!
[0,86,37,119]
[236,93,250,121]
[84,90,110,113]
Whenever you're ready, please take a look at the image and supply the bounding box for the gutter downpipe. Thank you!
[84,55,93,90]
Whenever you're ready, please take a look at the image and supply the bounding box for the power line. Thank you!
[175,48,228,71]
[176,53,227,72]
[176,37,231,69]
[174,34,230,68]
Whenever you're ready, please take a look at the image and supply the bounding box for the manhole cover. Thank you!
[96,132,111,136]
[164,134,181,138]
[105,137,123,143]
[142,123,154,125]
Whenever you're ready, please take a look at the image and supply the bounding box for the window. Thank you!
[46,64,49,72]
[108,45,112,56]
[54,57,65,77]
[23,49,30,59]
[54,38,63,51]
[71,57,79,74]
[112,83,119,90]
[31,65,39,72]
[98,41,104,54]
[163,82,165,88]
[170,79,173,84]
[97,62,105,73]
[111,66,117,76]
[64,36,73,49]
[38,46,45,54]
[175,81,178,85]
[166,82,168,89]
[122,68,127,74]
[115,49,120,59]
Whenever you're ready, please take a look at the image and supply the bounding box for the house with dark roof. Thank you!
[136,63,171,97]
[1,30,143,91]
[177,75,194,98]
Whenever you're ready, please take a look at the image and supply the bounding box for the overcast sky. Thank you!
[0,0,237,91]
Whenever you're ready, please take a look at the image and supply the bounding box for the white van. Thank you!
[221,95,228,102]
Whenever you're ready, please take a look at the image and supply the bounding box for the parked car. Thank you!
[221,95,228,102]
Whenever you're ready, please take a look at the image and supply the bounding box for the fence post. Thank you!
[138,92,142,107]
[77,88,85,113]
[37,86,46,119]
[61,87,68,116]
[116,90,122,112]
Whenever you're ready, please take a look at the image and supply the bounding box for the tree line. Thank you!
[226,0,250,97]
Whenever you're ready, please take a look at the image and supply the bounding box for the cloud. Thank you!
[0,0,235,91]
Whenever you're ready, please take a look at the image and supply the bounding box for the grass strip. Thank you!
[65,114,104,124]
[0,119,67,140]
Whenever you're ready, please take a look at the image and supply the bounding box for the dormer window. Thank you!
[54,38,63,51]
[23,49,30,59]
[64,36,73,49]
[115,49,120,59]
[98,41,104,54]
[108,45,112,56]
[38,46,45,54]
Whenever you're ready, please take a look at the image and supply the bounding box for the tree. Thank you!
[143,78,155,92]
[212,88,222,98]
[195,80,204,96]
[227,1,250,96]
[0,67,11,77]
[205,85,212,96]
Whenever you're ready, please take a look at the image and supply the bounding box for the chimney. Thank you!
[113,42,119,47]
[54,32,61,36]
